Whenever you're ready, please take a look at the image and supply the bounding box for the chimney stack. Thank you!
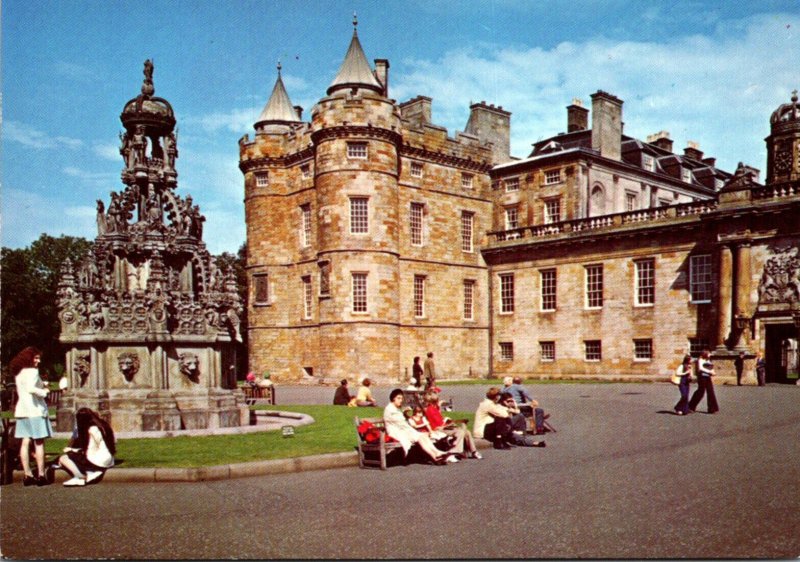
[294,105,303,120]
[567,98,589,132]
[683,140,703,161]
[591,91,623,161]
[399,96,432,127]
[646,130,673,153]
[374,59,390,97]
[464,101,512,164]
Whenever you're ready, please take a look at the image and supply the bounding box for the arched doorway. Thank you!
[765,323,799,383]
[589,184,605,216]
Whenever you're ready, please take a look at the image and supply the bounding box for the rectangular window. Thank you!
[584,340,602,361]
[254,274,269,305]
[626,192,638,211]
[349,197,369,234]
[643,154,655,172]
[540,269,557,311]
[410,161,423,178]
[689,337,709,357]
[413,275,426,318]
[499,273,515,314]
[461,211,474,253]
[540,341,556,362]
[634,339,653,361]
[505,207,519,230]
[410,203,424,246]
[300,204,312,247]
[461,173,474,189]
[544,199,561,224]
[463,280,475,321]
[585,264,604,308]
[682,168,692,183]
[347,142,368,159]
[544,169,561,185]
[301,164,312,179]
[255,172,269,188]
[658,198,671,208]
[351,273,367,313]
[504,177,520,192]
[302,276,312,319]
[491,180,501,191]
[635,258,655,306]
[689,254,712,303]
[499,342,514,361]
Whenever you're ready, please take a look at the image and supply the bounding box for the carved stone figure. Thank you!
[179,352,200,383]
[74,353,91,387]
[132,124,147,167]
[759,246,800,304]
[96,200,107,235]
[118,351,140,383]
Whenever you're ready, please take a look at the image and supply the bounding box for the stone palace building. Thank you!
[240,21,800,385]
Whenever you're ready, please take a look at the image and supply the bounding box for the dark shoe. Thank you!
[543,413,551,420]
[36,475,50,487]
[708,410,719,414]
[533,441,546,447]
[23,475,36,487]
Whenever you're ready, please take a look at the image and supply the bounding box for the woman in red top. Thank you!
[423,392,482,459]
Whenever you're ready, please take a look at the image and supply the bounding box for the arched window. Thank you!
[589,184,605,216]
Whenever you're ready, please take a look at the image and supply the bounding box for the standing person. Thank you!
[355,378,377,407]
[383,389,452,464]
[411,356,424,389]
[734,351,745,386]
[58,408,116,487]
[332,379,352,405]
[423,352,436,390]
[674,354,693,415]
[10,347,52,486]
[688,350,719,414]
[756,352,767,386]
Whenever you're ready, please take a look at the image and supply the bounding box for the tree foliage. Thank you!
[1,234,92,381]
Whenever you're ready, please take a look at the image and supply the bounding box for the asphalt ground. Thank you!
[2,382,799,559]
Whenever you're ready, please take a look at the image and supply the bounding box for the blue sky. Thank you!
[2,0,798,255]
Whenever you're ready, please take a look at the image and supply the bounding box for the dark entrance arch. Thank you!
[765,323,799,384]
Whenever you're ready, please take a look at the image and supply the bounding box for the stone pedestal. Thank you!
[141,390,182,431]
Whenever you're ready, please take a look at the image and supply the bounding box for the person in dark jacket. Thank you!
[332,379,352,405]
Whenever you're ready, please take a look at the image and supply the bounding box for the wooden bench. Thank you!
[354,417,406,470]
[242,385,275,406]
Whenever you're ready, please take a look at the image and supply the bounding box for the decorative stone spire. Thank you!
[141,59,155,97]
[255,62,301,130]
[326,15,382,96]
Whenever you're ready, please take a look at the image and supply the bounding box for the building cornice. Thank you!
[400,143,493,173]
[239,146,315,173]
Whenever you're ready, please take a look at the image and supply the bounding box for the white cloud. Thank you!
[62,166,117,187]
[0,189,96,248]
[54,61,98,81]
[183,108,260,134]
[4,121,83,150]
[93,142,122,161]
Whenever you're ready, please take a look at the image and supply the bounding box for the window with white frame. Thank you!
[255,172,269,188]
[540,269,557,311]
[347,141,368,159]
[626,192,638,212]
[499,273,515,314]
[463,280,475,321]
[413,275,426,318]
[505,206,519,230]
[584,340,602,361]
[634,339,653,361]
[499,342,514,361]
[410,161,423,178]
[540,341,555,362]
[504,177,520,192]
[300,204,312,247]
[461,173,474,189]
[351,273,367,313]
[301,164,312,179]
[544,198,561,224]
[715,178,725,190]
[544,169,561,185]
[254,274,269,305]
[349,197,369,234]
[302,276,313,319]
[461,211,474,253]
[585,264,604,308]
[682,167,692,183]
[410,203,424,246]
[635,258,655,305]
[689,337,709,357]
[689,254,712,303]
[643,154,655,172]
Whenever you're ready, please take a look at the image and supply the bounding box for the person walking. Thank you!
[423,352,436,390]
[674,354,693,415]
[688,350,719,414]
[755,352,766,386]
[734,351,745,386]
[10,347,52,486]
[411,356,424,389]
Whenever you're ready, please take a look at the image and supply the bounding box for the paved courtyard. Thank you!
[2,382,799,559]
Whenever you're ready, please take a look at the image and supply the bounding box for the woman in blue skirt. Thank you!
[11,346,52,486]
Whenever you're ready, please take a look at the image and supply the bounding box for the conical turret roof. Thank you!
[255,64,300,129]
[327,17,382,96]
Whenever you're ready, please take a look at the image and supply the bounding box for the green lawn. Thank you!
[39,405,475,469]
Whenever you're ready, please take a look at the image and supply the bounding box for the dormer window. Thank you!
[715,178,725,190]
[347,142,368,159]
[505,177,520,192]
[642,154,655,172]
[682,168,692,183]
[410,161,423,178]
[255,172,269,188]
[544,170,561,185]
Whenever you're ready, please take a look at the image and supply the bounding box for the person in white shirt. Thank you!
[58,407,116,487]
[11,346,52,487]
[688,350,720,414]
[474,387,515,449]
[383,389,453,464]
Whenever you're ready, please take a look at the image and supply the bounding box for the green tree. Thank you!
[1,234,92,381]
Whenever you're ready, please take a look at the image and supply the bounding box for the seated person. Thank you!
[383,389,454,465]
[407,405,434,433]
[333,379,353,406]
[355,378,377,407]
[424,391,481,459]
[474,387,514,449]
[58,407,115,487]
[245,372,256,387]
[255,374,273,388]
[500,392,546,447]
